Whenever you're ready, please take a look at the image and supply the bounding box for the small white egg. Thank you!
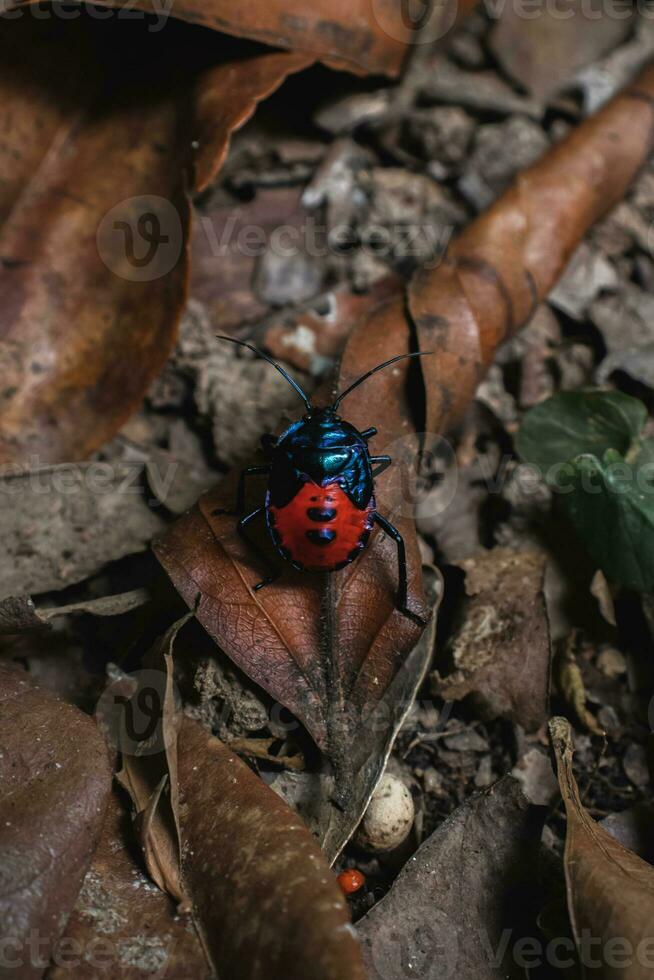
[356,773,415,852]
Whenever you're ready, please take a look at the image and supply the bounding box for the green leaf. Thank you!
[559,449,654,592]
[515,391,647,478]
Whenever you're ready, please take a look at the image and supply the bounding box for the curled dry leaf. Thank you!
[432,550,551,732]
[0,662,112,979]
[0,588,150,635]
[176,717,366,980]
[0,15,311,466]
[156,64,654,806]
[550,716,654,980]
[358,776,546,980]
[116,613,194,908]
[24,0,412,77]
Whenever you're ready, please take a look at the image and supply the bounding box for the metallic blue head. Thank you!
[273,409,371,503]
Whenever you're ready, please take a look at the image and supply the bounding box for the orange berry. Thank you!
[337,868,365,895]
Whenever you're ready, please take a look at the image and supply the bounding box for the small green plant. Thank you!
[516,390,654,592]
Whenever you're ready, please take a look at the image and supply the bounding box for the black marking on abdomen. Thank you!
[306,528,336,546]
[307,507,337,522]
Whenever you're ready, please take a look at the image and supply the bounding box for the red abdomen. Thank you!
[267,481,375,572]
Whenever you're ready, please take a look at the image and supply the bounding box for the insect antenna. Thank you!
[216,335,312,413]
[332,351,433,411]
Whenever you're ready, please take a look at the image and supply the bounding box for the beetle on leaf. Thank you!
[214,336,432,626]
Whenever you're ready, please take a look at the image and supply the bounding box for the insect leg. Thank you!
[360,426,378,440]
[373,513,425,626]
[212,465,270,516]
[369,454,392,477]
[238,506,280,592]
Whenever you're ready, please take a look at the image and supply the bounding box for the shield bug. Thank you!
[214,336,431,625]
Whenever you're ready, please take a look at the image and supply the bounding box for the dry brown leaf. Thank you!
[0,16,311,466]
[358,776,546,980]
[176,716,366,980]
[0,589,150,635]
[433,550,551,732]
[0,662,112,979]
[550,716,654,980]
[26,0,413,76]
[49,793,209,980]
[116,612,193,908]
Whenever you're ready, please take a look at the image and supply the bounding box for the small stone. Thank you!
[314,89,393,135]
[549,243,618,320]
[416,703,441,731]
[489,3,631,104]
[596,647,627,679]
[475,364,518,426]
[459,117,549,210]
[601,803,654,864]
[443,728,489,753]
[624,744,650,789]
[590,285,654,353]
[449,31,486,69]
[254,248,324,307]
[511,748,559,806]
[421,56,541,118]
[596,705,621,736]
[356,773,415,852]
[474,755,494,788]
[422,767,444,795]
[404,107,474,173]
[556,343,595,391]
[575,21,654,115]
